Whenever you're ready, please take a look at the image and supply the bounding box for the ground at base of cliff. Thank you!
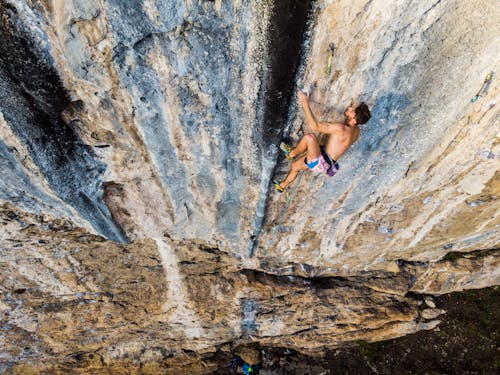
[216,286,499,374]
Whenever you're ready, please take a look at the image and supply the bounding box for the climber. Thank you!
[274,90,371,192]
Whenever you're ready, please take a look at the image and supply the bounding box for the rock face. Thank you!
[264,0,499,271]
[0,0,498,373]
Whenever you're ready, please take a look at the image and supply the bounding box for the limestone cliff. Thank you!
[0,0,498,373]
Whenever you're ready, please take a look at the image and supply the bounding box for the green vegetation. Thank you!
[356,340,387,364]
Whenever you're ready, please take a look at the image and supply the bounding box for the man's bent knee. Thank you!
[304,133,317,142]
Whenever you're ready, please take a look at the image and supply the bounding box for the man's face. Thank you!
[344,106,357,126]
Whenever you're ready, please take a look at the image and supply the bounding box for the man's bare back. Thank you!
[324,121,360,161]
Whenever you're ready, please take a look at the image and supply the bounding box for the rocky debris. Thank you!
[234,347,260,365]
[424,296,436,309]
[260,286,499,374]
[420,309,445,320]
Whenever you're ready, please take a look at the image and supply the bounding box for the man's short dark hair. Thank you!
[355,102,371,125]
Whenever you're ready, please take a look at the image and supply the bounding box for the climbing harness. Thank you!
[471,71,494,102]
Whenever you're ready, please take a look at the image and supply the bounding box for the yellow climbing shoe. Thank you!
[273,179,285,192]
[279,142,294,159]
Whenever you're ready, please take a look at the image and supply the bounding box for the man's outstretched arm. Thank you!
[298,90,344,135]
[298,90,320,131]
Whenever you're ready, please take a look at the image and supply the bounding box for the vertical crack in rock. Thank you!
[248,0,315,257]
[259,0,315,148]
[0,2,127,242]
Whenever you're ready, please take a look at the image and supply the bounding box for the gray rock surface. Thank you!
[0,1,126,242]
[0,0,498,372]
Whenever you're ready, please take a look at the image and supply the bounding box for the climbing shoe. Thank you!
[273,179,285,192]
[279,142,293,159]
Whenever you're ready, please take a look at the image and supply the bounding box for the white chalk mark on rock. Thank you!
[154,238,203,339]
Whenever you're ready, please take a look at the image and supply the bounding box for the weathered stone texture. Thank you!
[259,0,499,273]
[0,0,498,372]
[1,204,497,372]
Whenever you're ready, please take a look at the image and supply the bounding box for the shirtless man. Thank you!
[274,90,371,192]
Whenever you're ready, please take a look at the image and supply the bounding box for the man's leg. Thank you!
[280,134,321,189]
[291,133,322,162]
[279,156,308,189]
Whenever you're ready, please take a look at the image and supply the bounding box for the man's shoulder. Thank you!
[327,121,347,127]
[317,121,343,135]
[320,121,346,130]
